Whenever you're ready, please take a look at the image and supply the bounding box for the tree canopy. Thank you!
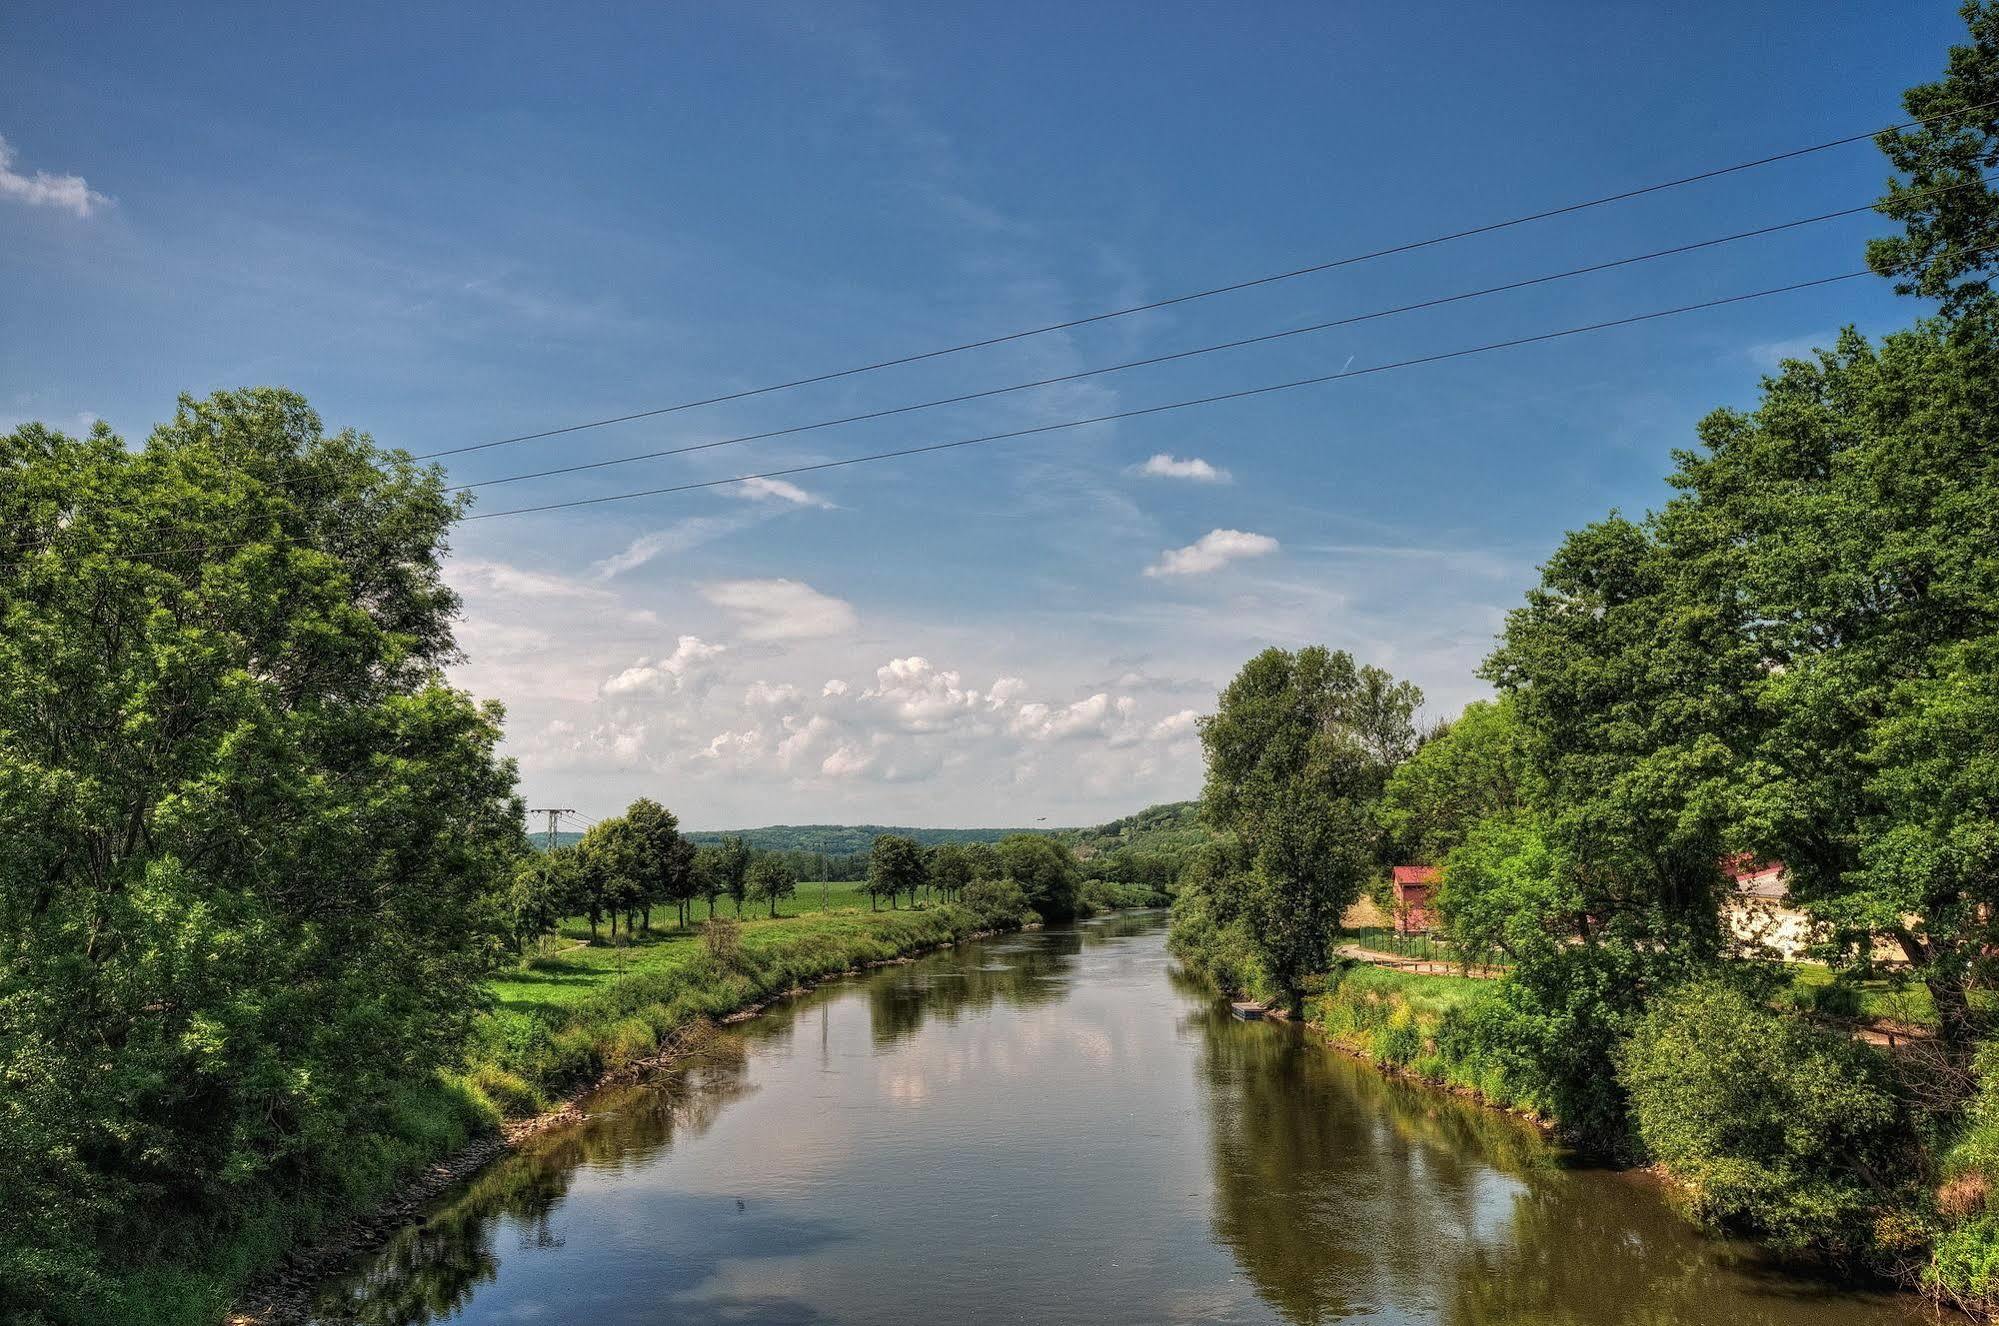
[0,391,524,1315]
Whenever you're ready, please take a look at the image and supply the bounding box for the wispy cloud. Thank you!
[735,475,834,508]
[1135,453,1230,483]
[700,577,857,640]
[1145,529,1279,577]
[0,133,108,218]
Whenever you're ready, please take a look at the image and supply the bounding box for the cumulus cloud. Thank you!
[0,134,107,218]
[601,635,726,697]
[735,476,833,508]
[1011,693,1138,742]
[1145,529,1279,577]
[701,578,857,640]
[744,679,802,707]
[1136,453,1230,483]
[822,679,850,697]
[1148,708,1201,740]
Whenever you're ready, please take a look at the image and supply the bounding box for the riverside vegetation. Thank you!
[1171,5,1999,1311]
[0,387,1160,1325]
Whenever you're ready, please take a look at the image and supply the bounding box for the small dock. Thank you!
[1229,1000,1268,1020]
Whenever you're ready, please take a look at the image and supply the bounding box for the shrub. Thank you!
[702,915,743,971]
[1617,978,1914,1261]
[960,877,1032,929]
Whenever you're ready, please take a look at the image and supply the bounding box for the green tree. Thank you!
[1377,697,1532,866]
[995,834,1083,922]
[1653,321,1999,1051]
[508,848,579,954]
[577,816,643,939]
[744,856,798,918]
[868,834,926,910]
[1868,2,1999,316]
[1618,979,1914,1259]
[1191,647,1420,1013]
[0,391,523,1317]
[927,843,974,901]
[624,798,695,931]
[714,835,751,917]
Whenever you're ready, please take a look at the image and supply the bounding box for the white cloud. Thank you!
[1136,453,1230,483]
[454,558,613,600]
[1145,529,1279,577]
[600,635,727,697]
[735,476,833,508]
[700,578,857,640]
[744,679,802,707]
[820,744,877,779]
[1149,708,1202,741]
[0,134,107,218]
[1011,692,1137,742]
[821,678,850,697]
[592,515,755,577]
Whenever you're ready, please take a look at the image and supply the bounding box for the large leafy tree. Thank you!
[1195,647,1420,1013]
[1656,321,1999,1049]
[1377,697,1532,866]
[995,834,1083,922]
[1868,2,1999,316]
[0,391,523,1311]
[623,798,695,931]
[867,834,926,910]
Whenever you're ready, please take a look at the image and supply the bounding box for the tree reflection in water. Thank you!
[308,1040,755,1325]
[1195,1000,1925,1326]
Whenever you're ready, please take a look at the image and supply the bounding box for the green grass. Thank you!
[1776,963,1999,1027]
[1310,960,1539,1117]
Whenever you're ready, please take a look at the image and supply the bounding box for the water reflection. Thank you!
[309,915,1925,1326]
[1195,1001,1921,1326]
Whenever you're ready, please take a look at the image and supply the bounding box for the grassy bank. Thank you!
[1309,963,1547,1120]
[107,900,1021,1326]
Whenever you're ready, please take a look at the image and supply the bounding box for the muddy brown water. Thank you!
[306,911,1932,1325]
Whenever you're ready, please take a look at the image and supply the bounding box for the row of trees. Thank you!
[866,832,1090,919]
[1174,6,1999,1290]
[508,807,811,952]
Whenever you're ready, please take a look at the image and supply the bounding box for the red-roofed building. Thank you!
[1391,865,1440,934]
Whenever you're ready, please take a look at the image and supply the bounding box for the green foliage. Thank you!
[1660,319,1999,1046]
[867,834,927,909]
[1189,646,1419,1012]
[994,833,1083,921]
[507,848,580,954]
[959,876,1032,929]
[0,392,524,1322]
[1080,878,1157,913]
[744,856,798,918]
[1618,980,1915,1260]
[925,842,973,900]
[1313,965,1534,1114]
[1378,698,1531,865]
[1868,2,1999,315]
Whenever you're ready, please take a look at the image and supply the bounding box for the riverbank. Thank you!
[100,902,1036,1326]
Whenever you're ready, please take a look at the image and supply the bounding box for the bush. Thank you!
[960,877,1032,929]
[1617,978,1915,1261]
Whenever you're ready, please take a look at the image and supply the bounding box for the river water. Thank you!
[308,911,1929,1325]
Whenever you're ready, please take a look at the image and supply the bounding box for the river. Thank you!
[307,911,1929,1325]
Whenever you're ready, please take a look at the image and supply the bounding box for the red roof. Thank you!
[1392,865,1441,885]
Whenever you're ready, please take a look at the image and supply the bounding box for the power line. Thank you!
[412,99,1998,463]
[0,262,1938,563]
[443,191,1943,495]
[465,268,1872,521]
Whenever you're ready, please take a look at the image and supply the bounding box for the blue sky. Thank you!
[0,2,1970,826]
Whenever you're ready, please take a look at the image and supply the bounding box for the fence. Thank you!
[1342,926,1508,975]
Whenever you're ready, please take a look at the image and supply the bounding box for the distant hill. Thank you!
[682,823,1045,854]
[1055,800,1205,859]
[528,802,1209,862]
